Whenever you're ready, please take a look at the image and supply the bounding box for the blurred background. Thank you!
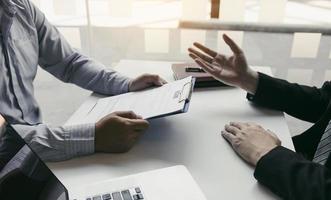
[32,0,331,136]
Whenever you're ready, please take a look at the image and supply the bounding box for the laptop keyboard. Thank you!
[85,187,144,200]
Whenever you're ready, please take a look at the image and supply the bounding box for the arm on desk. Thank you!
[12,112,149,161]
[254,146,331,200]
[247,73,331,123]
[28,0,166,95]
[12,123,94,162]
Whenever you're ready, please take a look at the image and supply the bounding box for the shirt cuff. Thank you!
[109,74,132,95]
[246,72,265,102]
[63,123,95,157]
[121,77,132,94]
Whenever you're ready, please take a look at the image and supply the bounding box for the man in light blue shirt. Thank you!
[0,0,166,161]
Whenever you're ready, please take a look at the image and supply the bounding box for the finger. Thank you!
[189,53,208,65]
[225,124,241,135]
[188,48,213,63]
[221,130,236,144]
[153,75,165,86]
[223,34,242,55]
[247,122,263,129]
[189,52,198,60]
[191,55,222,72]
[159,77,168,84]
[144,74,164,86]
[245,122,257,127]
[127,119,150,130]
[203,60,223,74]
[229,122,246,130]
[214,54,227,66]
[115,111,139,119]
[153,79,163,86]
[193,42,218,58]
[128,130,146,141]
[194,58,217,76]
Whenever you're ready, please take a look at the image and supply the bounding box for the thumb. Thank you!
[114,111,142,119]
[127,119,150,130]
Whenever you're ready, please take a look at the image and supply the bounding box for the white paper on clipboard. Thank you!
[68,76,195,125]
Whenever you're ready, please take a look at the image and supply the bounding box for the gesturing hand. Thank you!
[95,111,149,153]
[188,34,258,94]
[222,122,281,166]
[129,74,167,92]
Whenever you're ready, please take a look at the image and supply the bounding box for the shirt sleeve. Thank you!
[11,123,95,162]
[25,0,131,95]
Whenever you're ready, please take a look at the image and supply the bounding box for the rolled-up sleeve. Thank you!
[12,123,95,162]
[25,0,131,95]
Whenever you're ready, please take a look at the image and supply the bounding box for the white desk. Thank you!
[49,60,294,200]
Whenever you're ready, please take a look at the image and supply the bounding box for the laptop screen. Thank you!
[0,123,69,200]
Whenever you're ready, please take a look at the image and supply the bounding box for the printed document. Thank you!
[68,76,194,124]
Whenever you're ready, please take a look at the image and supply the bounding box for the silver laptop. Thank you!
[0,123,207,200]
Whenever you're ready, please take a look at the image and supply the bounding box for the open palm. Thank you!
[188,34,258,93]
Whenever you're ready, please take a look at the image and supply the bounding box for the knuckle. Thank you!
[154,75,160,79]
[103,115,117,123]
[232,139,241,148]
[149,74,158,80]
[129,111,135,115]
[241,127,248,132]
[113,111,120,116]
[239,130,246,135]
[123,120,131,127]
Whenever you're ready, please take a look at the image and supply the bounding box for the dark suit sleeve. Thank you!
[247,73,331,123]
[254,146,331,200]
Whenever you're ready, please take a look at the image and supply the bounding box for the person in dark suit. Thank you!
[188,34,331,199]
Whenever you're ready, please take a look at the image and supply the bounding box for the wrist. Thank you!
[94,122,101,152]
[240,70,259,95]
[128,80,133,92]
[252,145,278,166]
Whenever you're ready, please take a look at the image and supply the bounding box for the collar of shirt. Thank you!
[0,0,24,16]
[0,0,25,39]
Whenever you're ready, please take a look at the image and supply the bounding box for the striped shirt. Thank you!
[0,0,131,161]
[313,120,331,165]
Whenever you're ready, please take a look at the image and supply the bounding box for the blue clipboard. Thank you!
[146,77,196,120]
